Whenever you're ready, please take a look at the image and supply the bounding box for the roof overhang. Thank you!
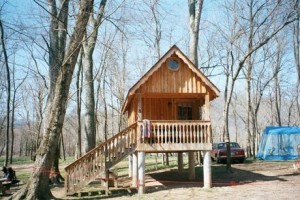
[122,45,220,113]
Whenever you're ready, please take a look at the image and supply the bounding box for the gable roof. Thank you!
[122,45,220,112]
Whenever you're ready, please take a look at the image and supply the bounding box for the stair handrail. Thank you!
[65,122,138,170]
[64,122,138,194]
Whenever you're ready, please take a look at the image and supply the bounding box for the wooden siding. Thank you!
[128,98,137,124]
[138,56,207,94]
[127,96,207,126]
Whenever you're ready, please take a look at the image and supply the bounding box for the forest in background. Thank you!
[0,0,299,163]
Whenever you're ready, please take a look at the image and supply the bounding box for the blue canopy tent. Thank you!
[257,126,300,160]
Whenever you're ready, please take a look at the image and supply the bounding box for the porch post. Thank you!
[203,150,212,188]
[205,93,210,120]
[137,93,142,121]
[128,154,132,177]
[178,152,183,173]
[188,151,195,180]
[138,151,145,194]
[132,152,138,187]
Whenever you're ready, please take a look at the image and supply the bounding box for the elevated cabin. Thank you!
[122,45,219,152]
[64,45,220,196]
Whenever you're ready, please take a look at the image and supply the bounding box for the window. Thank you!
[177,106,192,120]
[167,58,179,70]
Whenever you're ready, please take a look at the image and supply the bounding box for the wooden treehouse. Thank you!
[64,45,220,195]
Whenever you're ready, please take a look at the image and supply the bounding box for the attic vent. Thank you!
[167,58,179,71]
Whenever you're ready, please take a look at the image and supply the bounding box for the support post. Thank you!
[128,154,132,177]
[138,151,145,194]
[188,151,195,180]
[205,93,210,120]
[137,93,142,121]
[132,152,138,187]
[203,150,212,188]
[105,169,109,195]
[178,152,183,173]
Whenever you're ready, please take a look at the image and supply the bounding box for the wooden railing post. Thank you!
[64,122,138,195]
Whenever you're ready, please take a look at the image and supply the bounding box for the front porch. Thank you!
[65,46,218,195]
[137,120,212,152]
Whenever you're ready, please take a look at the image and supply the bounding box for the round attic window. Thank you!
[167,58,179,71]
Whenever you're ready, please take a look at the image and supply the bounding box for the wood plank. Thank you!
[197,78,201,93]
[136,143,212,152]
[142,93,204,98]
[192,73,196,93]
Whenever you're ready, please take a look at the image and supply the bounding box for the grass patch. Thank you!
[112,154,189,177]
[16,171,32,182]
[0,156,33,165]
[0,156,75,183]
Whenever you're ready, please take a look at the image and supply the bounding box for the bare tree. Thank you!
[75,51,83,159]
[294,0,300,83]
[151,0,162,59]
[38,0,70,184]
[220,0,297,172]
[188,0,204,67]
[82,0,107,153]
[0,18,11,167]
[10,61,28,163]
[273,36,285,127]
[293,0,300,119]
[10,1,94,199]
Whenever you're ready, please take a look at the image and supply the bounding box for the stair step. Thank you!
[65,125,137,195]
[95,171,118,188]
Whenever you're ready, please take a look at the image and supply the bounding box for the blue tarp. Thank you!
[257,126,300,160]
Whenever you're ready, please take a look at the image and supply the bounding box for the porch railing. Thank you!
[137,120,212,151]
[64,120,212,194]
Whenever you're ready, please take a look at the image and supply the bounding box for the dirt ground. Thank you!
[3,160,300,200]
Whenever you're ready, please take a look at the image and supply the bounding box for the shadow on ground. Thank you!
[63,162,297,199]
[145,163,288,190]
[4,161,298,199]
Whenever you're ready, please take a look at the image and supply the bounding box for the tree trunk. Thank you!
[103,68,108,141]
[294,0,300,84]
[246,0,254,158]
[188,0,204,67]
[76,51,83,159]
[10,65,27,163]
[9,1,93,199]
[294,1,300,121]
[45,0,70,183]
[83,50,96,152]
[52,135,65,182]
[150,0,161,60]
[35,89,44,159]
[82,0,107,152]
[0,19,11,167]
[10,88,15,164]
[274,42,282,126]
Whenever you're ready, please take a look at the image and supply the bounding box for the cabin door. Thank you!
[177,102,193,120]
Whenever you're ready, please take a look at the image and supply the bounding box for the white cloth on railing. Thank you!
[142,119,151,138]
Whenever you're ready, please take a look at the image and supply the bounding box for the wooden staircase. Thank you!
[64,120,212,195]
[64,122,138,195]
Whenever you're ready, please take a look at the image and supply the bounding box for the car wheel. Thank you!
[216,158,221,164]
[239,158,245,163]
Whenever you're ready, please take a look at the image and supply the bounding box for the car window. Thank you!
[217,142,241,149]
[230,143,240,148]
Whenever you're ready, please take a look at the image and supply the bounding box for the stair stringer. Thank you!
[64,123,138,195]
